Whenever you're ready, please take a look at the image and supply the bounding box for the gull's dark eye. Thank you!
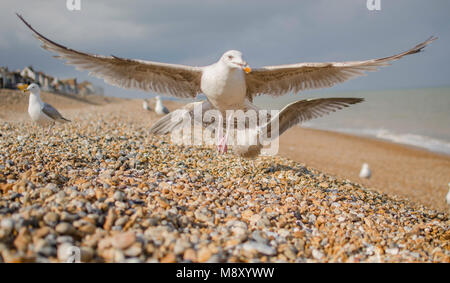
[228,55,233,60]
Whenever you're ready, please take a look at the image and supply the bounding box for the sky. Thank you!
[0,0,449,98]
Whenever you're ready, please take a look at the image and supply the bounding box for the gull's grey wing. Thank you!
[261,97,364,138]
[42,103,71,123]
[17,14,203,99]
[245,37,437,99]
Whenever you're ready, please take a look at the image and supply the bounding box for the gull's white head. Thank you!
[156,95,161,101]
[220,50,251,73]
[25,83,40,94]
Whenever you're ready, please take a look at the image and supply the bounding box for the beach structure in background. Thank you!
[359,163,372,179]
[78,80,103,96]
[1,66,32,89]
[59,78,78,95]
[23,83,71,126]
[155,96,169,115]
[22,66,54,92]
[20,66,36,81]
[0,65,103,96]
[142,99,152,111]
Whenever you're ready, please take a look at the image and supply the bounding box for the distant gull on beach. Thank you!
[446,183,450,205]
[155,96,169,115]
[142,99,152,111]
[17,14,437,152]
[359,163,371,179]
[22,83,71,127]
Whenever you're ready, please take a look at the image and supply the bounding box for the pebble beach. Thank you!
[0,90,449,263]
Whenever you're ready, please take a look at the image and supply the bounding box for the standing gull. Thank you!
[155,96,170,115]
[446,183,450,206]
[23,83,71,126]
[142,99,152,111]
[17,14,436,150]
[359,163,372,179]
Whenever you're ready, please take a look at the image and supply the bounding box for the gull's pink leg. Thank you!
[217,137,227,154]
[46,122,54,136]
[216,122,223,152]
[217,114,233,154]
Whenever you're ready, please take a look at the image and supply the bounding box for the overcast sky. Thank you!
[1,0,449,98]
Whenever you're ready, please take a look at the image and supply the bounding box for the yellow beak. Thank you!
[17,84,29,92]
[244,66,252,74]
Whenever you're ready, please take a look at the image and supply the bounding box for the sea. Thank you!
[253,87,450,155]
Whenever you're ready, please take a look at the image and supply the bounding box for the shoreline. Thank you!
[307,126,449,159]
[303,126,450,157]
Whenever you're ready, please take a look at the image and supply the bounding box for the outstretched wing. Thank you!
[17,14,203,98]
[42,103,70,123]
[246,37,437,99]
[262,97,364,137]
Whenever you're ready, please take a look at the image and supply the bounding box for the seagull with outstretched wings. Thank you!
[17,14,436,155]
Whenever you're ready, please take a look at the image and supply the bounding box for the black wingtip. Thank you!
[341,97,365,106]
[16,12,25,23]
[16,12,33,30]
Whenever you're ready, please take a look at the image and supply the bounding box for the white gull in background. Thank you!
[23,83,71,127]
[359,163,372,179]
[142,99,152,111]
[17,14,437,151]
[446,183,450,206]
[155,96,169,115]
